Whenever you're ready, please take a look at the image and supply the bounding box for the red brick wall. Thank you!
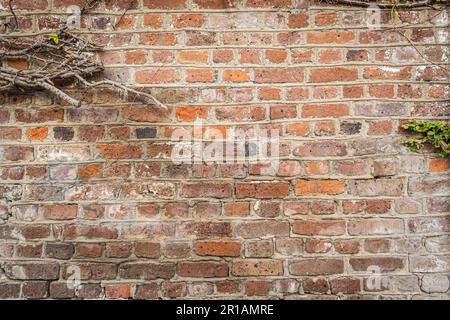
[0,0,449,299]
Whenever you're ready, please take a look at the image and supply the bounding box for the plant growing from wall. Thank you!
[402,121,450,158]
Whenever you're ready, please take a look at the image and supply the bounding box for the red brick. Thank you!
[140,33,177,46]
[186,68,216,82]
[309,68,358,83]
[288,13,308,28]
[143,0,186,9]
[194,241,241,257]
[42,204,77,220]
[290,259,344,276]
[135,69,179,84]
[236,182,290,199]
[293,220,345,236]
[172,14,204,28]
[302,104,349,118]
[223,69,250,82]
[307,31,355,44]
[179,50,208,63]
[97,144,142,159]
[255,67,304,83]
[177,262,228,278]
[232,259,283,276]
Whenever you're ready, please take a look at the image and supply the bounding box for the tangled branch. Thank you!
[0,31,165,108]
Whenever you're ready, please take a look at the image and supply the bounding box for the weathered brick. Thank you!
[232,259,283,276]
[290,259,344,276]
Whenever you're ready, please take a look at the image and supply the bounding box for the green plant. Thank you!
[402,121,450,157]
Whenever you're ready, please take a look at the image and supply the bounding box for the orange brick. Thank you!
[27,127,48,141]
[286,123,310,137]
[79,164,103,180]
[125,50,147,64]
[428,159,450,173]
[295,180,345,195]
[178,50,208,63]
[176,107,209,122]
[186,68,216,82]
[223,69,250,82]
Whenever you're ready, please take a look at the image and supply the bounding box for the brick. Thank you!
[295,180,345,195]
[335,240,360,254]
[195,241,241,257]
[179,222,231,238]
[193,0,235,9]
[172,14,204,28]
[270,104,297,119]
[161,282,187,298]
[179,50,208,63]
[236,181,289,199]
[177,262,228,278]
[119,263,175,280]
[350,257,404,272]
[216,106,265,122]
[307,31,355,44]
[408,217,450,234]
[223,69,250,82]
[292,220,345,236]
[186,68,216,82]
[213,50,234,63]
[135,283,159,300]
[410,256,450,273]
[244,280,271,296]
[3,262,59,280]
[294,141,347,157]
[254,67,304,83]
[163,242,191,258]
[348,219,404,236]
[22,281,49,299]
[428,159,450,173]
[42,204,77,220]
[235,220,289,238]
[245,0,292,8]
[125,50,147,64]
[288,13,308,28]
[15,108,63,123]
[224,202,250,217]
[0,283,20,299]
[232,259,283,276]
[105,243,132,258]
[305,239,332,253]
[303,278,329,293]
[245,240,274,257]
[144,0,186,9]
[364,67,411,80]
[290,259,344,276]
[64,224,118,240]
[97,144,142,159]
[134,242,161,258]
[105,284,131,299]
[347,178,403,196]
[49,282,75,299]
[330,277,360,294]
[180,183,232,198]
[135,68,179,84]
[309,68,357,83]
[315,12,337,26]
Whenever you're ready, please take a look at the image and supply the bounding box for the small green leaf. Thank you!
[48,34,59,45]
